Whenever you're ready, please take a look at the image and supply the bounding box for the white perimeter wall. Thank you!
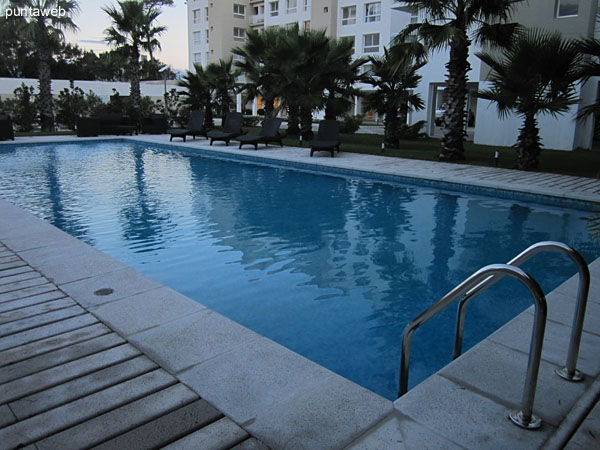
[0,78,186,103]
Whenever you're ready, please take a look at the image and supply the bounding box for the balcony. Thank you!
[250,14,264,25]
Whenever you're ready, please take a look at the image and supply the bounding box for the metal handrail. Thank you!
[453,241,590,382]
[398,264,547,429]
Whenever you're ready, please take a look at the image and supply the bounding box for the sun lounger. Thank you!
[208,112,244,146]
[168,110,207,142]
[0,114,15,141]
[234,117,283,150]
[308,120,341,157]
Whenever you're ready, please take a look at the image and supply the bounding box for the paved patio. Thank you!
[0,135,599,449]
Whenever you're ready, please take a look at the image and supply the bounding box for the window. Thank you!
[233,27,246,42]
[206,52,210,63]
[233,4,246,18]
[233,53,245,62]
[194,53,202,63]
[270,1,279,16]
[556,0,579,17]
[341,36,355,53]
[363,33,379,53]
[193,9,201,23]
[303,20,310,31]
[286,0,297,14]
[341,6,356,25]
[205,29,209,44]
[304,0,310,12]
[204,7,209,20]
[193,31,202,44]
[365,2,381,22]
[410,8,419,23]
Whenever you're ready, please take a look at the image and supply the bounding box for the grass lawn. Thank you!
[280,132,600,179]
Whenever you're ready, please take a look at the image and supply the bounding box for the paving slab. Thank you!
[0,283,57,303]
[394,375,552,449]
[345,413,465,450]
[0,313,98,351]
[495,311,600,377]
[0,271,43,287]
[0,369,176,448]
[162,417,249,450]
[0,256,19,265]
[231,439,271,450]
[0,297,75,325]
[564,397,600,449]
[0,290,67,314]
[0,304,85,337]
[0,343,141,404]
[85,398,221,450]
[0,260,27,271]
[59,266,164,308]
[9,356,157,420]
[178,336,393,450]
[0,332,125,384]
[34,383,198,450]
[439,339,588,427]
[129,308,262,374]
[0,322,109,366]
[0,404,16,428]
[0,265,34,278]
[92,286,205,336]
[0,276,48,295]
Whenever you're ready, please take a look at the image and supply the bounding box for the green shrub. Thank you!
[399,120,427,140]
[55,83,86,130]
[243,115,260,127]
[12,83,37,132]
[339,114,363,134]
[84,91,105,116]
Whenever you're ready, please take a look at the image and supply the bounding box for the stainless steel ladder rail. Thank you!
[398,264,548,429]
[453,241,590,382]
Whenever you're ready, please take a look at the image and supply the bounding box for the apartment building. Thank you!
[188,0,599,150]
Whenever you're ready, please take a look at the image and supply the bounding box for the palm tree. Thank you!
[233,27,283,117]
[103,0,165,123]
[476,30,582,170]
[364,44,426,148]
[179,63,214,129]
[10,0,79,131]
[206,58,240,121]
[322,38,367,120]
[575,38,600,131]
[398,0,522,161]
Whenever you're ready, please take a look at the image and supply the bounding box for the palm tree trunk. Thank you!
[263,95,275,116]
[204,96,214,129]
[287,104,300,136]
[398,107,409,139]
[439,38,469,162]
[325,91,336,120]
[384,106,400,148]
[516,113,541,170]
[129,51,142,124]
[300,106,313,140]
[38,55,54,132]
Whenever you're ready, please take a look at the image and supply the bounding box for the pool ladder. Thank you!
[397,241,590,430]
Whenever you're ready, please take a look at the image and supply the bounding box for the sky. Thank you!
[63,0,189,71]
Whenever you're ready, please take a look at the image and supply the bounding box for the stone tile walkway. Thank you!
[0,242,268,450]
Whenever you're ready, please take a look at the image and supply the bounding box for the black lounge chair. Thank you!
[168,110,207,142]
[234,117,283,150]
[208,112,244,146]
[308,120,341,157]
[0,114,15,141]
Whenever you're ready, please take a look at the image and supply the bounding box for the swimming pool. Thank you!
[1,140,598,400]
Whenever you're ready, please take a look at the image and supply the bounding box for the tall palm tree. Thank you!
[476,30,582,170]
[206,58,240,121]
[364,45,425,148]
[398,0,522,161]
[103,0,165,123]
[10,0,79,131]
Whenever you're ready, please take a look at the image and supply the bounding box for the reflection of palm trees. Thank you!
[43,148,91,243]
[427,193,459,295]
[118,149,173,249]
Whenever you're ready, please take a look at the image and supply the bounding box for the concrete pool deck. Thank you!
[0,135,599,449]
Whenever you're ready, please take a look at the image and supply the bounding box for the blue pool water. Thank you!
[1,140,598,400]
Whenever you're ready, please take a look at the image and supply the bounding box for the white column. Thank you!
[236,93,242,113]
[252,97,258,116]
[354,96,359,116]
